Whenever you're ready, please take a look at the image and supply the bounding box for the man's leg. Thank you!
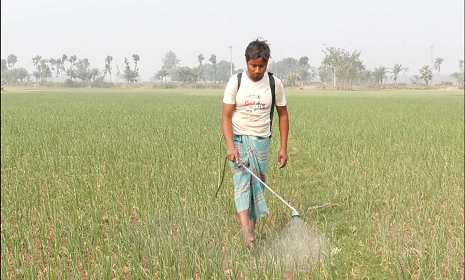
[238,210,254,248]
[249,219,256,240]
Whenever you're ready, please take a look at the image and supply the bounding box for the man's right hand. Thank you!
[227,147,239,163]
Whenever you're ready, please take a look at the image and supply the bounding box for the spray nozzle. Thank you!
[291,210,301,218]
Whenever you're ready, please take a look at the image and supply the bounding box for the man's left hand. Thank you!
[278,149,288,168]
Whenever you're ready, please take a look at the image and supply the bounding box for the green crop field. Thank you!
[1,88,463,279]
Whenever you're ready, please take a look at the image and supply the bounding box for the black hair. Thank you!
[245,38,271,62]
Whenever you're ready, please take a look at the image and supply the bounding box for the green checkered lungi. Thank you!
[229,135,270,220]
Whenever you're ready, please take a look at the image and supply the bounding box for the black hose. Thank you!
[215,134,228,197]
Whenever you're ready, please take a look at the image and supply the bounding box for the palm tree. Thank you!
[104,56,113,82]
[419,65,433,85]
[15,68,29,82]
[90,68,101,82]
[154,68,168,82]
[32,71,41,83]
[373,66,388,85]
[434,58,444,76]
[390,63,404,86]
[209,54,217,82]
[197,53,204,83]
[434,57,444,84]
[48,58,57,78]
[65,68,77,81]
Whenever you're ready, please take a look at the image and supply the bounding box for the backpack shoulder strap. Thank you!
[237,72,242,91]
[268,72,276,136]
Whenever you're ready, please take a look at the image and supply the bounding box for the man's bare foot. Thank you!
[243,229,254,248]
[246,236,254,249]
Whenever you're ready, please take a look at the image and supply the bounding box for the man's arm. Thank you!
[222,103,239,162]
[276,105,289,168]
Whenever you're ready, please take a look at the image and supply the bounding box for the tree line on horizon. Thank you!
[1,47,464,89]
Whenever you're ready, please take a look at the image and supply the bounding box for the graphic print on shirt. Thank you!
[240,89,268,122]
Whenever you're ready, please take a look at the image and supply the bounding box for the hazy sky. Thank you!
[2,0,464,81]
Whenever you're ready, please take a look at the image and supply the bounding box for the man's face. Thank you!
[246,57,268,82]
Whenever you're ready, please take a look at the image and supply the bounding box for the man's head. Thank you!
[245,38,271,82]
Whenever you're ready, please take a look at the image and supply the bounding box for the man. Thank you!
[222,38,289,248]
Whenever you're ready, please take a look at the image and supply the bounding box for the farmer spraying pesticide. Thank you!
[222,38,290,248]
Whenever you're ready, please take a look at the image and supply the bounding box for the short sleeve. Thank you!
[223,74,239,104]
[275,78,286,106]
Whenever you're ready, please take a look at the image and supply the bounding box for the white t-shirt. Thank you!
[223,71,286,138]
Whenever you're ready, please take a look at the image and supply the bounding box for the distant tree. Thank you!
[1,59,7,72]
[450,72,464,88]
[65,68,77,81]
[318,65,331,88]
[10,67,29,83]
[162,51,180,79]
[298,56,309,87]
[48,58,58,78]
[373,66,388,85]
[358,69,374,86]
[7,54,17,69]
[54,58,63,78]
[272,57,299,84]
[419,65,433,85]
[216,60,234,82]
[121,56,139,83]
[390,63,404,86]
[209,54,217,82]
[286,72,300,87]
[411,75,421,85]
[132,54,140,81]
[116,65,120,83]
[321,45,364,90]
[104,56,113,82]
[451,59,464,87]
[17,68,29,82]
[32,71,41,83]
[153,67,168,82]
[434,57,444,76]
[198,53,204,65]
[175,66,195,83]
[90,68,101,82]
[75,58,91,82]
[196,53,204,83]
[268,60,276,76]
[344,51,365,89]
[402,67,409,80]
[65,55,78,81]
[39,59,52,82]
[32,55,42,72]
[31,56,52,83]
[68,55,77,68]
[321,46,342,87]
[60,54,68,75]
[284,57,298,80]
[121,57,133,83]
